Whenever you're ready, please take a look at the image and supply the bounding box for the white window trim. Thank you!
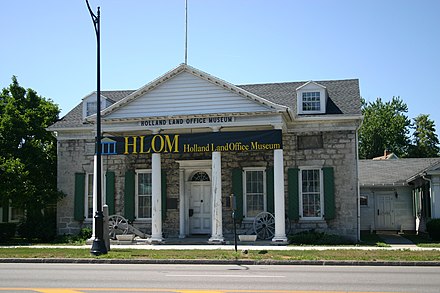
[8,205,25,222]
[84,173,94,220]
[360,194,370,208]
[243,167,267,219]
[82,94,112,119]
[299,167,324,220]
[84,173,107,221]
[135,169,152,221]
[296,81,327,114]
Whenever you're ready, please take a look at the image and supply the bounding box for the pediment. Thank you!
[101,64,287,121]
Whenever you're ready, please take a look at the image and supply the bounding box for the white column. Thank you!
[150,153,163,243]
[209,151,224,243]
[91,155,104,240]
[272,148,287,242]
[431,176,440,219]
[179,168,186,238]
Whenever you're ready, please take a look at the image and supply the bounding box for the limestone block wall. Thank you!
[56,129,359,241]
[57,138,94,235]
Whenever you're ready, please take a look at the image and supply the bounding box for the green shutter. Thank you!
[288,168,300,220]
[161,170,167,221]
[105,171,115,215]
[266,167,274,214]
[323,167,335,220]
[74,173,86,221]
[124,170,135,222]
[2,201,9,223]
[232,168,243,222]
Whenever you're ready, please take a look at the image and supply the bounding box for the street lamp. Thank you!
[86,0,107,256]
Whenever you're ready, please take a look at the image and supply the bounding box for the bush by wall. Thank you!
[17,211,56,242]
[288,230,354,245]
[0,223,16,242]
[426,219,440,241]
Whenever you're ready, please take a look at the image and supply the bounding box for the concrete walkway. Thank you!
[377,233,414,245]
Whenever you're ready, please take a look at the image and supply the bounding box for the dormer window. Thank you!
[82,93,114,119]
[302,91,321,111]
[86,101,97,116]
[296,81,327,115]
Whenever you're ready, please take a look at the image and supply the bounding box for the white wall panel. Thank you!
[106,72,272,119]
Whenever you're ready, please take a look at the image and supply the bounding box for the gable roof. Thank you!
[48,65,361,130]
[359,158,440,187]
[98,64,289,120]
[239,79,361,116]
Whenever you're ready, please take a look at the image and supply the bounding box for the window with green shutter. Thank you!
[231,168,243,222]
[323,167,335,220]
[296,166,335,221]
[105,171,115,215]
[266,167,274,214]
[124,170,135,222]
[243,167,267,218]
[161,170,167,221]
[74,173,86,221]
[288,168,299,220]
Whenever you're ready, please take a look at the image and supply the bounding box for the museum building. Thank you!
[48,64,363,243]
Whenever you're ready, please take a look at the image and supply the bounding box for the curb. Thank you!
[1,258,440,266]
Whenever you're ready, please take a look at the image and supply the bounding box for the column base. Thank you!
[150,235,164,244]
[178,234,186,239]
[208,236,225,244]
[272,236,288,243]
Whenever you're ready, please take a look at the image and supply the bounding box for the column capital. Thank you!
[211,126,221,132]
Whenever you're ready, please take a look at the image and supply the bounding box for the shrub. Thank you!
[78,227,92,241]
[0,223,16,242]
[17,211,56,242]
[288,230,353,245]
[426,219,440,241]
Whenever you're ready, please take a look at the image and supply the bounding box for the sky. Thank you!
[1,0,440,135]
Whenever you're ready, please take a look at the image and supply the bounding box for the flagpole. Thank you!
[86,0,107,256]
[185,0,188,64]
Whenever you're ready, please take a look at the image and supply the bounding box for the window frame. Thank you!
[84,173,94,220]
[83,173,108,221]
[8,205,25,222]
[0,201,25,223]
[242,167,267,219]
[302,91,321,112]
[299,167,324,220]
[296,81,327,115]
[360,194,369,207]
[135,169,153,221]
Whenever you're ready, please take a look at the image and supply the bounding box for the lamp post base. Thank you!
[90,211,108,256]
[90,238,108,256]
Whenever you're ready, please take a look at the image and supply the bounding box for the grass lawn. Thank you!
[0,247,439,262]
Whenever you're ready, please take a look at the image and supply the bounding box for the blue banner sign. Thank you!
[101,130,282,155]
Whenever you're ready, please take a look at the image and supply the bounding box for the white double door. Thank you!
[189,182,212,234]
[375,194,394,230]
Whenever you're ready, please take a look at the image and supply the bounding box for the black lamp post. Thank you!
[86,0,107,256]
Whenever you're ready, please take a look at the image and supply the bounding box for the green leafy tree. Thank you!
[408,114,440,157]
[0,76,63,218]
[359,96,411,159]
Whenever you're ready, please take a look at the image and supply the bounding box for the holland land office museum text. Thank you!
[48,64,363,243]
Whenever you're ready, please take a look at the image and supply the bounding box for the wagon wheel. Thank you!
[253,212,275,240]
[108,215,129,239]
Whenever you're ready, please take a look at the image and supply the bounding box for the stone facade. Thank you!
[56,128,359,241]
[50,64,362,242]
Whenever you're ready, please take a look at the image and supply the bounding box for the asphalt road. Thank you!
[1,263,439,293]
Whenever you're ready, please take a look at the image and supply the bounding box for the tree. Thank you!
[0,76,63,218]
[359,97,411,159]
[408,114,440,157]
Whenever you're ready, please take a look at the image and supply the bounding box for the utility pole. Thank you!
[86,0,107,256]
